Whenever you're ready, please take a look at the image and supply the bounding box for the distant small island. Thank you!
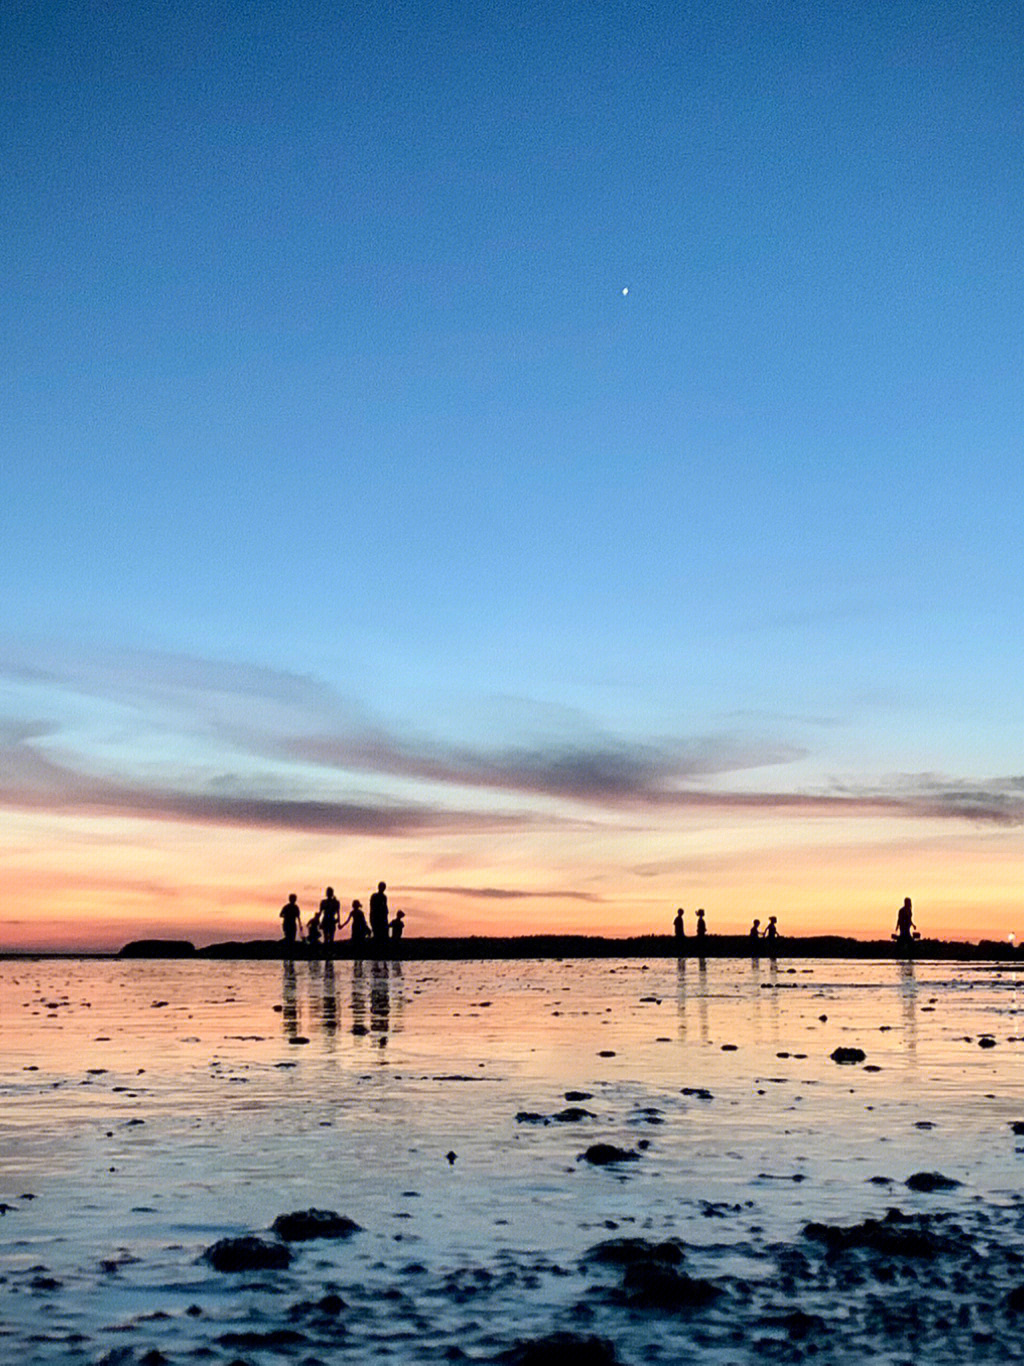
[111,934,1024,963]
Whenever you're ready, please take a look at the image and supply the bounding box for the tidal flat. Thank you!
[2,956,1022,1364]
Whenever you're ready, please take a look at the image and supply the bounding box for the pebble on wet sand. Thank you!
[830,1047,866,1064]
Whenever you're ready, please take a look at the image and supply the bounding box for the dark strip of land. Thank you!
[108,934,1024,963]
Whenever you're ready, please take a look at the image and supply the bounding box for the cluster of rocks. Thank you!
[202,1208,362,1272]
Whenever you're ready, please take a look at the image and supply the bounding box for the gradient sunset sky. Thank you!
[3,0,1021,951]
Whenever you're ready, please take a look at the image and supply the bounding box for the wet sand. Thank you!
[2,956,1022,1364]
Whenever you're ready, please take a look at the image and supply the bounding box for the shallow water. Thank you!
[2,955,1022,1363]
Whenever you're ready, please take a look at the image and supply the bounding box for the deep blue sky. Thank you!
[2,0,1021,943]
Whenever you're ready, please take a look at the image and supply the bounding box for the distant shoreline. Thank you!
[2,934,1021,962]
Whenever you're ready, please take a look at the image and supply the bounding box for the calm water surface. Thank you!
[2,956,1022,1363]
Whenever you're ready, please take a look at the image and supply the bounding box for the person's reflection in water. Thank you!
[370,960,390,1048]
[675,956,687,1041]
[312,956,341,1038]
[898,958,918,1063]
[350,960,368,1037]
[281,959,299,1041]
[697,957,709,1045]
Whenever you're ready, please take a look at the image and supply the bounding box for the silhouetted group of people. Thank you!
[279,881,405,953]
[672,899,919,950]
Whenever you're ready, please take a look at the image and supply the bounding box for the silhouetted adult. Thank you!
[895,898,916,945]
[369,881,390,947]
[341,899,370,944]
[279,893,302,947]
[391,909,405,940]
[320,887,341,949]
[764,915,779,942]
[695,908,707,940]
[673,908,685,940]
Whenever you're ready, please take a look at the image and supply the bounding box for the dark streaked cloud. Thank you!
[1,643,1020,832]
[0,723,537,836]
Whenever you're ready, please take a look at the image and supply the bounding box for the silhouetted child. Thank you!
[673,908,685,939]
[391,909,405,940]
[749,919,761,939]
[306,910,322,946]
[695,908,707,939]
[341,900,370,943]
[764,915,779,941]
[279,894,302,945]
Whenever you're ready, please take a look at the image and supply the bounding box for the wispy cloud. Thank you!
[1,641,1020,833]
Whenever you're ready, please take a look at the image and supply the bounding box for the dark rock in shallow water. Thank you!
[498,1331,620,1365]
[905,1171,961,1193]
[680,1087,714,1099]
[584,1237,684,1267]
[1006,1284,1024,1313]
[271,1208,362,1241]
[565,1091,593,1102]
[1010,1121,1024,1135]
[516,1111,550,1125]
[203,1235,291,1271]
[830,1047,866,1064]
[581,1144,639,1166]
[553,1107,595,1123]
[617,1262,721,1310]
[803,1208,952,1258]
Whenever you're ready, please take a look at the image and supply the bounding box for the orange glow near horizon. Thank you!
[2,805,1020,953]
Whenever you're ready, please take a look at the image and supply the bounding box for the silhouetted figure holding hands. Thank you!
[673,908,685,940]
[749,919,761,939]
[279,893,303,947]
[764,915,779,942]
[894,898,917,946]
[320,887,340,949]
[695,908,707,940]
[391,909,405,940]
[369,881,390,948]
[341,899,370,944]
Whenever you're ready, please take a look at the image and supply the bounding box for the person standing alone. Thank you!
[369,882,390,949]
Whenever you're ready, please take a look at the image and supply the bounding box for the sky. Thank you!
[2,0,1021,951]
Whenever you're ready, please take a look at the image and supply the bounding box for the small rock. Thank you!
[271,1209,362,1242]
[585,1237,684,1266]
[446,1151,457,1164]
[830,1047,866,1064]
[553,1107,595,1123]
[499,1331,620,1365]
[203,1235,291,1272]
[581,1144,639,1166]
[905,1171,961,1193]
[565,1091,593,1102]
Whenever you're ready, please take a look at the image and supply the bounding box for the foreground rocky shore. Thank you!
[108,934,1024,961]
